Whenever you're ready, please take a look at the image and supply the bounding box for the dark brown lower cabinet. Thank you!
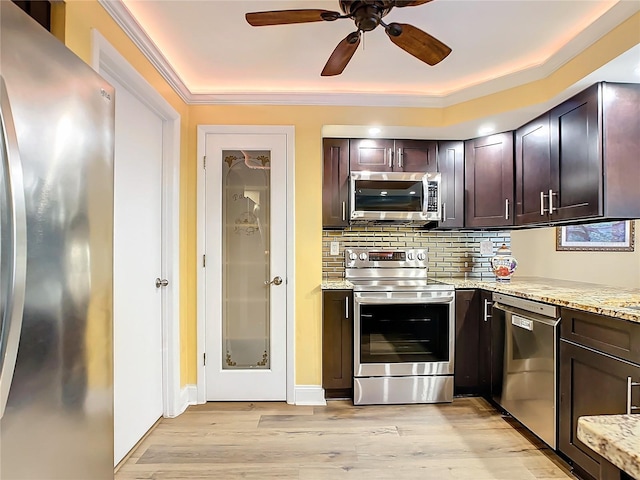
[454,289,494,398]
[478,290,493,397]
[322,290,353,399]
[454,290,480,395]
[559,339,640,480]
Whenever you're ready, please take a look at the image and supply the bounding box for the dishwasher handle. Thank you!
[493,302,560,328]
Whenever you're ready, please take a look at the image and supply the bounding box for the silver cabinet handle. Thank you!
[388,148,393,168]
[627,377,640,414]
[540,191,546,216]
[505,198,510,220]
[341,201,346,221]
[397,148,403,169]
[0,76,28,420]
[549,189,555,215]
[442,202,447,222]
[265,276,283,286]
[483,299,492,322]
[155,278,169,288]
[345,297,349,319]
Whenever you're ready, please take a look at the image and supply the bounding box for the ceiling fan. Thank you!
[245,0,452,76]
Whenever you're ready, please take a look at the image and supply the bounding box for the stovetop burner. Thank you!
[344,248,453,292]
[348,278,453,292]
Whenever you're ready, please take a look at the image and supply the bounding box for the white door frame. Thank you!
[91,30,182,417]
[196,125,295,404]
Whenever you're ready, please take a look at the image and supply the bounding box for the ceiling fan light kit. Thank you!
[245,0,451,76]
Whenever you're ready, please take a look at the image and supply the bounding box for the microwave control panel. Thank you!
[427,181,439,213]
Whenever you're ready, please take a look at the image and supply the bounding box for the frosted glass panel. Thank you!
[222,150,271,369]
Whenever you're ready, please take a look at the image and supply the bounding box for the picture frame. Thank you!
[556,220,635,252]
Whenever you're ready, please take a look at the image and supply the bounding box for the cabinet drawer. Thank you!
[560,307,640,365]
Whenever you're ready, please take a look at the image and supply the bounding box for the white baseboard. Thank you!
[294,385,326,406]
[169,384,199,417]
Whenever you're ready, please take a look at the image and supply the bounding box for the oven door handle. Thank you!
[355,294,454,304]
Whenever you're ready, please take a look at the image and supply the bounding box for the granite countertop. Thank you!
[322,279,354,290]
[577,415,640,479]
[321,276,640,323]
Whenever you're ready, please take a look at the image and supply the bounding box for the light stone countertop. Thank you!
[321,279,354,290]
[322,276,640,323]
[577,415,640,479]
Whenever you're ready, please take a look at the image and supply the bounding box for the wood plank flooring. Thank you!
[115,397,576,480]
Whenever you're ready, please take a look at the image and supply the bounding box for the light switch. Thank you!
[480,240,493,256]
[330,241,339,256]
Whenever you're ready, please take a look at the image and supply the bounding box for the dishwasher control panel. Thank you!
[512,315,533,331]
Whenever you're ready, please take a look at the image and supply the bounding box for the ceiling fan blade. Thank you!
[246,9,340,27]
[321,31,361,76]
[385,22,451,66]
[393,1,434,7]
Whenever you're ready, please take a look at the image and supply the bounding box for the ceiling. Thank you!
[104,0,640,138]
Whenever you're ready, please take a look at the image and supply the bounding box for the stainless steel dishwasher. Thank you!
[491,293,560,449]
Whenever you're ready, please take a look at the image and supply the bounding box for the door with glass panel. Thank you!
[204,132,287,400]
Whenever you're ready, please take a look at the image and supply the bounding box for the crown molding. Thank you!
[98,0,191,103]
[99,0,639,107]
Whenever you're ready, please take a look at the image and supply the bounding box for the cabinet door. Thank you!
[478,290,493,397]
[322,138,350,228]
[322,290,353,397]
[465,132,515,228]
[515,113,552,226]
[454,290,480,395]
[559,340,640,479]
[437,140,464,228]
[394,140,437,172]
[349,138,394,172]
[550,83,602,221]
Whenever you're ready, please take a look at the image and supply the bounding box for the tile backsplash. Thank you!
[322,226,510,279]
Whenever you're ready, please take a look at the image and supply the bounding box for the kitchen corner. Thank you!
[321,260,640,479]
[323,276,640,324]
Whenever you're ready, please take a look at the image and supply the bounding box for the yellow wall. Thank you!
[511,221,640,288]
[60,0,194,384]
[62,1,640,388]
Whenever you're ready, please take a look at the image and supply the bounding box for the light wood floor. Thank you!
[115,397,576,480]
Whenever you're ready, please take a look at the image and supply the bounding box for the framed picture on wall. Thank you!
[556,220,635,252]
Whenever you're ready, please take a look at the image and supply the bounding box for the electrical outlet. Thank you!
[480,240,493,256]
[330,241,339,256]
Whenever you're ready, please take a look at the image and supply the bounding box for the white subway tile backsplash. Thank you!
[322,226,511,278]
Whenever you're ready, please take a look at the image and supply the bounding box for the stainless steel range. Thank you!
[346,248,455,405]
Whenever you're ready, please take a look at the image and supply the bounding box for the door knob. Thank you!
[155,278,169,288]
[265,276,283,286]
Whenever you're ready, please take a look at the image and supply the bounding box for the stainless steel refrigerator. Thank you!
[0,2,114,478]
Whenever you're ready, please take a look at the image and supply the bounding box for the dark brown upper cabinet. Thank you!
[437,140,464,228]
[464,132,515,228]
[322,138,350,228]
[548,82,640,223]
[350,138,437,173]
[515,113,552,225]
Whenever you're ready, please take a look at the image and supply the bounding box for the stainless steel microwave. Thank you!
[350,171,441,224]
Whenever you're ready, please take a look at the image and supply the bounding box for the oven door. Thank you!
[354,291,455,377]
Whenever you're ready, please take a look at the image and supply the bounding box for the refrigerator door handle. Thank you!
[0,76,28,420]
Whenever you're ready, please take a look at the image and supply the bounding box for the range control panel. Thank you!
[345,248,427,268]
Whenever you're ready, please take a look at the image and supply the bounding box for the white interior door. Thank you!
[104,71,164,465]
[204,133,287,400]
